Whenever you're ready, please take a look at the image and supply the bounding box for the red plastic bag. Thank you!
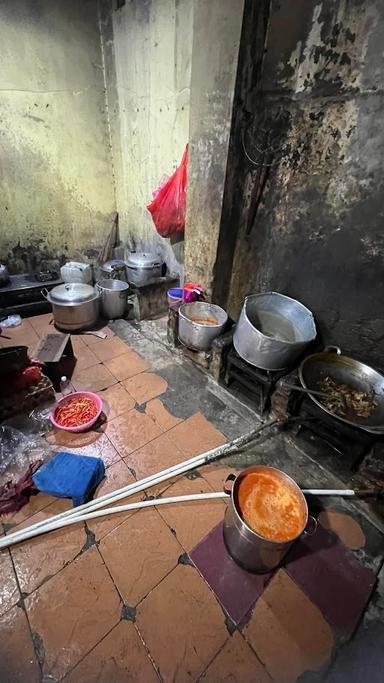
[147,145,188,238]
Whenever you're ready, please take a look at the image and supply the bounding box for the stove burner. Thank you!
[34,270,58,283]
[224,346,289,414]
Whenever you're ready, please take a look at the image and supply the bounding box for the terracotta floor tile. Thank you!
[202,463,238,493]
[123,431,185,479]
[11,498,87,594]
[100,507,182,605]
[26,547,121,679]
[105,408,163,458]
[28,312,54,333]
[71,363,117,392]
[202,632,272,683]
[87,459,137,540]
[0,548,19,617]
[157,475,226,551]
[45,429,119,467]
[318,508,366,550]
[244,569,334,683]
[2,491,56,531]
[80,326,115,345]
[123,372,168,405]
[0,318,40,351]
[69,334,87,353]
[65,620,158,683]
[105,350,150,381]
[167,412,227,457]
[0,605,40,682]
[136,563,228,683]
[146,397,182,431]
[101,382,136,421]
[92,336,131,362]
[73,343,99,371]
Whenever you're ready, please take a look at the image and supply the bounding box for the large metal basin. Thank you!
[233,292,316,370]
[178,302,228,351]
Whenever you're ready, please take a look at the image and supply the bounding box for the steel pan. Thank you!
[299,346,384,433]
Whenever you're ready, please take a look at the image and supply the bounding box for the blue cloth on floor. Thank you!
[33,451,105,507]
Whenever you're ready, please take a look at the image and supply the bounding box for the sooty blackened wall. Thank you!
[218,0,384,370]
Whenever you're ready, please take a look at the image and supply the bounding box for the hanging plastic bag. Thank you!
[147,145,188,238]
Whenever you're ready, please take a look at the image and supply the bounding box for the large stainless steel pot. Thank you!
[42,283,99,331]
[223,466,316,573]
[178,302,228,351]
[96,279,129,320]
[126,252,163,286]
[233,292,316,370]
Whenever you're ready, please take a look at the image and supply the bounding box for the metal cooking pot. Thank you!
[233,292,317,370]
[42,283,99,331]
[223,466,317,574]
[178,301,228,351]
[126,252,163,287]
[96,279,129,320]
[101,259,127,282]
[299,346,384,434]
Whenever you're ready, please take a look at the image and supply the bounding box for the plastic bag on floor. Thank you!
[0,425,53,514]
[147,145,188,238]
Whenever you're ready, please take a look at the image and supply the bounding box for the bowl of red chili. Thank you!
[50,391,103,432]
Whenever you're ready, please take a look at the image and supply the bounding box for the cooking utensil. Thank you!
[233,292,316,370]
[126,252,163,286]
[96,279,129,319]
[178,301,228,351]
[223,466,317,573]
[299,346,384,433]
[42,283,100,331]
[278,380,347,411]
[101,259,127,282]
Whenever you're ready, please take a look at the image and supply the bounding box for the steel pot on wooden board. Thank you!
[223,465,317,573]
[101,259,127,282]
[233,292,317,370]
[42,283,100,331]
[126,252,163,286]
[178,301,228,351]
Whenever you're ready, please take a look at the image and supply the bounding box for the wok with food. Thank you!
[299,347,384,433]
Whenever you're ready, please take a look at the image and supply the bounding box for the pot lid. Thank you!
[126,252,163,269]
[49,283,96,304]
[102,259,126,272]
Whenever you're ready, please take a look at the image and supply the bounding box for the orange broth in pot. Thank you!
[237,471,304,542]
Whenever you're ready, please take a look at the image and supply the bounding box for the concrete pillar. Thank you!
[184,0,245,295]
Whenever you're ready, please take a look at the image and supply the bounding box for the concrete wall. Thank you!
[101,0,193,278]
[0,0,116,273]
[184,0,245,294]
[218,0,384,369]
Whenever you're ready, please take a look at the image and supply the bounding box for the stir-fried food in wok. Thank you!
[319,376,376,418]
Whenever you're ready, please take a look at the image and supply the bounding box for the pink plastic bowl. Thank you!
[50,391,103,433]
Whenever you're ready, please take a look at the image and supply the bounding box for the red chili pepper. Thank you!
[55,396,98,428]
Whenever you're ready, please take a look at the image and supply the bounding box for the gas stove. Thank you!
[0,271,62,316]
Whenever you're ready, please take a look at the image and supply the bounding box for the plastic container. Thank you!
[183,282,204,303]
[167,288,183,309]
[60,262,93,285]
[50,391,103,433]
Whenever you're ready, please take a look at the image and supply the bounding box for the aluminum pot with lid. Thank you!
[223,465,317,573]
[42,283,100,331]
[233,292,316,371]
[101,259,127,282]
[126,252,163,286]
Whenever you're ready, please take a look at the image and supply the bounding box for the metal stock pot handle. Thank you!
[41,288,49,300]
[223,473,236,495]
[324,345,341,355]
[303,515,318,536]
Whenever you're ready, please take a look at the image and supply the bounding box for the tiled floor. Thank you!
[0,314,382,682]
